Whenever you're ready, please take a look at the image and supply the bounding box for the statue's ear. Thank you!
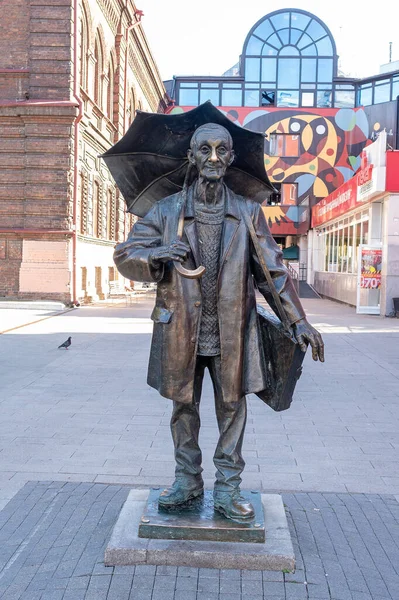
[228,150,235,166]
[187,148,196,165]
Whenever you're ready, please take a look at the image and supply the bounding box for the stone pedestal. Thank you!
[105,489,295,571]
[138,489,265,543]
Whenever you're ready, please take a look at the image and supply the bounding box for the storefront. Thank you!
[310,132,399,315]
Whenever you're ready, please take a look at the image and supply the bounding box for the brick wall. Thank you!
[29,1,73,101]
[0,0,166,302]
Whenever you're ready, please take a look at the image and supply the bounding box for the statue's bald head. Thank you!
[190,123,233,151]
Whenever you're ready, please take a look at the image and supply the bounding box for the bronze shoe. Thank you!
[213,490,255,523]
[158,480,204,508]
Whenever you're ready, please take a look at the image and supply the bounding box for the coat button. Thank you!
[191,337,196,343]
[194,301,201,307]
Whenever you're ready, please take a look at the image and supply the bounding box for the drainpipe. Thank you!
[121,7,143,242]
[71,0,84,305]
[123,9,143,133]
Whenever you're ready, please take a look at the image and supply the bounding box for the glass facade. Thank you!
[174,10,399,110]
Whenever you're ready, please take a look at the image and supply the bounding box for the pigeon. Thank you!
[58,336,72,350]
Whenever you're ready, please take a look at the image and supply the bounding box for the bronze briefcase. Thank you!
[255,305,305,412]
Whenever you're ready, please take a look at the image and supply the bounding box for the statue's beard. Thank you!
[197,175,224,207]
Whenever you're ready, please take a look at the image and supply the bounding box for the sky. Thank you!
[140,0,397,81]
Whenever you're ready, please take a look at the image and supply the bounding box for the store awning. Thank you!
[283,245,299,260]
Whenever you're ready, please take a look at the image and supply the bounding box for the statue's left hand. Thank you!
[293,319,324,362]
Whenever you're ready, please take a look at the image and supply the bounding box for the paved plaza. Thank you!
[0,296,399,598]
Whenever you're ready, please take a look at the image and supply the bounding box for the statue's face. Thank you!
[188,127,234,182]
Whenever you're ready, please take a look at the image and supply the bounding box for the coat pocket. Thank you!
[150,306,173,324]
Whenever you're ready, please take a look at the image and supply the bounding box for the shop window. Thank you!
[339,226,349,272]
[261,90,275,106]
[359,85,372,106]
[393,77,399,99]
[179,87,199,105]
[362,220,369,244]
[200,88,220,105]
[277,90,299,107]
[324,232,330,271]
[245,89,259,106]
[221,89,242,106]
[319,216,370,274]
[374,81,390,104]
[334,90,355,108]
[269,134,299,157]
[302,91,315,107]
[317,90,332,107]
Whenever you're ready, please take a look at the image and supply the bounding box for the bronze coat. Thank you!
[114,184,305,404]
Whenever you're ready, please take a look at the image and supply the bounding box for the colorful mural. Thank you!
[168,104,394,235]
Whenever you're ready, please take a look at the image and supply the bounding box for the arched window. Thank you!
[127,88,136,127]
[107,55,115,122]
[106,189,113,239]
[93,180,100,237]
[94,35,104,108]
[79,172,87,234]
[242,9,337,108]
[79,6,89,90]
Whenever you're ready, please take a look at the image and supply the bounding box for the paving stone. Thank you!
[1,301,399,599]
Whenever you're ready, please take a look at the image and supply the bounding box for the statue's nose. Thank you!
[209,147,219,162]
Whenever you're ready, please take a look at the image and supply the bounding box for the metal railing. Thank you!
[288,264,299,294]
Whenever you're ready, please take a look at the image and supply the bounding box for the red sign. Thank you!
[386,151,399,192]
[357,151,373,186]
[311,177,358,228]
[360,248,382,289]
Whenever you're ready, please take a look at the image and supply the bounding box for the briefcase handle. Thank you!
[239,201,293,335]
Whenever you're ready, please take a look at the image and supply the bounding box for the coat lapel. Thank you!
[183,220,200,267]
[219,188,241,272]
[219,218,240,270]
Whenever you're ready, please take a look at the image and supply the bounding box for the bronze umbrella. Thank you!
[101,102,274,218]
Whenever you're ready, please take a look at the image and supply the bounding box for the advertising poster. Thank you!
[360,247,382,289]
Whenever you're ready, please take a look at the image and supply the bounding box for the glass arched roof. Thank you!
[244,10,336,59]
[242,9,337,107]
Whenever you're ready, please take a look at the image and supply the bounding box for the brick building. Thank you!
[0,0,167,304]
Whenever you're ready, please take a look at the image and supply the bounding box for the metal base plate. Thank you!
[138,489,265,543]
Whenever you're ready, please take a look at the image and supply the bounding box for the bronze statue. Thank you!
[113,122,324,524]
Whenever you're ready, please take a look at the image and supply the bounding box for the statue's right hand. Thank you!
[149,240,190,265]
